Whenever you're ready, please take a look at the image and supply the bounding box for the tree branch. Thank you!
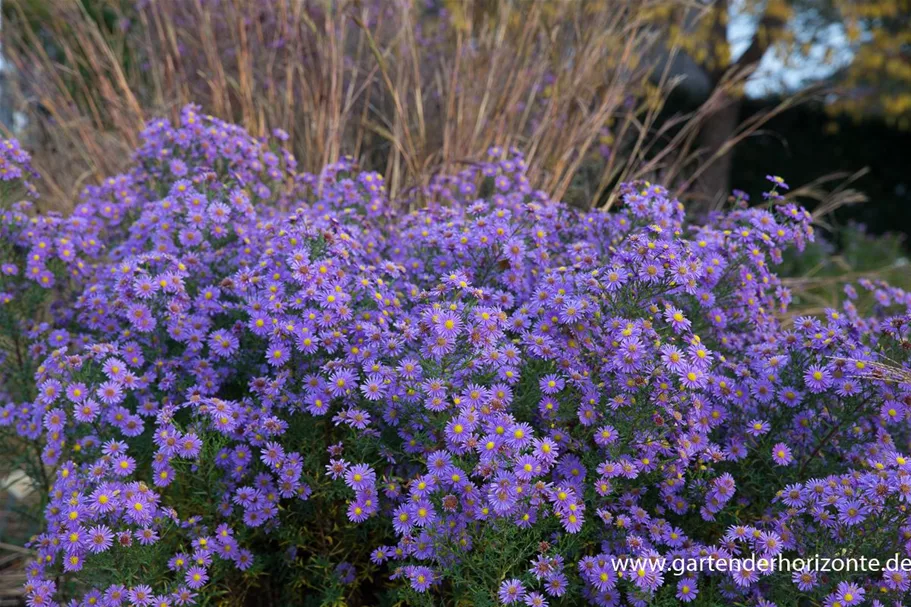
[731,4,789,72]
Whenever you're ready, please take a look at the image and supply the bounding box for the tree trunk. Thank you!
[694,89,742,212]
[0,0,12,131]
[686,0,785,216]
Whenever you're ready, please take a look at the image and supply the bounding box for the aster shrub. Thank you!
[2,106,911,607]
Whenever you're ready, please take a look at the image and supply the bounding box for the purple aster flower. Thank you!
[260,441,285,467]
[603,266,628,291]
[793,568,818,591]
[834,581,864,606]
[837,499,868,526]
[539,374,564,395]
[185,566,209,589]
[755,531,782,556]
[359,374,387,401]
[347,500,371,523]
[168,554,190,571]
[508,422,533,448]
[411,501,436,527]
[266,343,290,367]
[543,572,567,597]
[730,565,759,588]
[664,306,691,333]
[74,399,100,423]
[97,381,124,405]
[803,364,832,393]
[128,585,154,606]
[679,365,706,390]
[780,483,805,507]
[435,311,462,338]
[344,464,375,491]
[43,408,65,432]
[771,443,793,466]
[595,425,617,447]
[209,330,239,357]
[104,584,127,606]
[235,549,254,571]
[883,567,909,592]
[87,525,113,554]
[498,579,526,604]
[178,433,202,458]
[65,382,88,403]
[136,527,159,546]
[328,369,355,397]
[766,174,789,189]
[676,577,699,603]
[407,566,435,592]
[524,591,548,607]
[112,455,137,476]
[746,419,770,437]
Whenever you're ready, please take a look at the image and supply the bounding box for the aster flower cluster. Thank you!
[2,106,911,607]
[0,138,39,199]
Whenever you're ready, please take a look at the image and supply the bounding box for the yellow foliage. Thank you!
[638,0,911,127]
[766,0,793,20]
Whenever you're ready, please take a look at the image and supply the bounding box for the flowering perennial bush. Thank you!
[2,106,911,607]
